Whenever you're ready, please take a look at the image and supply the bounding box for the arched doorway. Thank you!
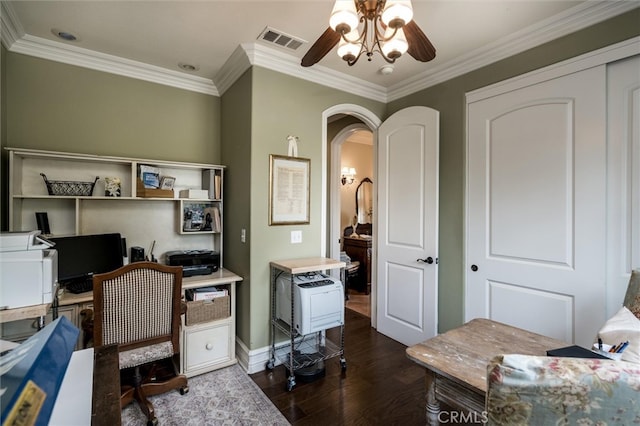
[321,104,381,325]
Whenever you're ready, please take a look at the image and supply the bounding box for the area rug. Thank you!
[121,364,290,425]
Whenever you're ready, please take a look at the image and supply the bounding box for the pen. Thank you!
[616,341,629,353]
[598,338,603,351]
[609,342,621,353]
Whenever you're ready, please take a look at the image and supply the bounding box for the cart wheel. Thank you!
[180,385,189,395]
[286,376,296,392]
[340,358,347,372]
[147,418,158,426]
[266,360,275,370]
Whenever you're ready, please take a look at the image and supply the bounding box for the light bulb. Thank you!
[330,0,359,34]
[381,0,413,29]
[381,28,408,60]
[337,30,361,62]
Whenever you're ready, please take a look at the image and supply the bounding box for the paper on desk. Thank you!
[49,348,94,425]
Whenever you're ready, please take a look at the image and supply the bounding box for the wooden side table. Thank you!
[406,318,568,425]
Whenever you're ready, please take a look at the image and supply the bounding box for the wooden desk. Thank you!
[92,345,121,425]
[0,303,50,325]
[48,345,121,425]
[406,318,568,425]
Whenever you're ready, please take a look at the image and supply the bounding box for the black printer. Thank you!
[165,249,220,277]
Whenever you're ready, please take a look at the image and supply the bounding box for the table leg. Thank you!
[425,369,441,425]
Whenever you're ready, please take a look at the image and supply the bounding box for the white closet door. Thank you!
[466,65,607,346]
[607,55,640,316]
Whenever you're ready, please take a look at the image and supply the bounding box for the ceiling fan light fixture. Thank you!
[381,0,414,29]
[381,27,408,59]
[301,0,435,68]
[330,1,359,34]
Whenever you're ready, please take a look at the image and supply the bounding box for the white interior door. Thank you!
[377,106,439,346]
[466,66,607,347]
[606,55,640,317]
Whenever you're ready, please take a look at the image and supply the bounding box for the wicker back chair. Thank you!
[93,262,188,426]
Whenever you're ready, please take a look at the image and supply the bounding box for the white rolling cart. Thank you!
[266,257,346,391]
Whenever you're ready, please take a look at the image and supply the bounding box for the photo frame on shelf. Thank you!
[160,176,176,190]
[269,154,310,225]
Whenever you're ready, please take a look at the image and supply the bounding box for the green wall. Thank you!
[220,69,253,349]
[3,52,220,163]
[244,67,385,349]
[388,8,640,333]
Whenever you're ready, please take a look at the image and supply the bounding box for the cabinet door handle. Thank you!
[206,343,214,350]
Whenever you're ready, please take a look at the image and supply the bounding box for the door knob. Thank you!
[418,257,434,264]
[471,264,478,272]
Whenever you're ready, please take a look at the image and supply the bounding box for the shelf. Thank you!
[7,147,226,262]
[269,257,345,275]
[272,333,342,371]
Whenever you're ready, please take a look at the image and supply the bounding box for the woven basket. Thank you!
[185,296,230,325]
[41,173,98,196]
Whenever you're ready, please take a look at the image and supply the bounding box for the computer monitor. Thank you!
[50,233,124,283]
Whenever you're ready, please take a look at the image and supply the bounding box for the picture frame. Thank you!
[160,176,176,190]
[269,154,310,225]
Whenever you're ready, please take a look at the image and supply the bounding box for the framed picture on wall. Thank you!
[269,154,310,225]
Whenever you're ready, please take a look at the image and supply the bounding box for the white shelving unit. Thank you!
[6,147,224,262]
[5,147,241,376]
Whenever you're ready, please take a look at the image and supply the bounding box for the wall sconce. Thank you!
[341,167,356,185]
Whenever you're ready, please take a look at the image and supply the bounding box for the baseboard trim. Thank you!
[236,336,309,374]
[236,338,274,374]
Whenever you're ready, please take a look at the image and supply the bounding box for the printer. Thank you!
[276,272,344,335]
[0,231,57,309]
[166,249,220,277]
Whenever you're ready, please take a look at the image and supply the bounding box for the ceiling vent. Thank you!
[258,27,306,51]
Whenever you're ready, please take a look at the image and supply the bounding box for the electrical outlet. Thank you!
[291,230,302,244]
[241,228,246,243]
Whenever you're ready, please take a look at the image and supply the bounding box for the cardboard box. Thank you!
[179,189,209,199]
[136,179,174,198]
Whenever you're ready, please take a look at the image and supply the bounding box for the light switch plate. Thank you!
[291,230,302,244]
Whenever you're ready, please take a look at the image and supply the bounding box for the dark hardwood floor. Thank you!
[250,308,427,425]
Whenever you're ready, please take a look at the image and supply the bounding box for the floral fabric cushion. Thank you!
[624,269,640,319]
[486,354,640,425]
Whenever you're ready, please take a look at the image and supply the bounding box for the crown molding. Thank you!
[215,42,387,102]
[243,43,388,103]
[214,45,253,96]
[1,2,217,96]
[386,0,639,101]
[1,1,23,48]
[1,1,636,101]
[8,34,219,95]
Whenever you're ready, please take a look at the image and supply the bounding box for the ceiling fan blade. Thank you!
[301,27,341,67]
[404,21,436,62]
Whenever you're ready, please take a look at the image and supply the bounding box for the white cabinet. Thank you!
[6,147,225,264]
[180,272,240,377]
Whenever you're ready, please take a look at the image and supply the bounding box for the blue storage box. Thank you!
[1,316,79,426]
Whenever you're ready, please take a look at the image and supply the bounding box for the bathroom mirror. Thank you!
[355,177,373,224]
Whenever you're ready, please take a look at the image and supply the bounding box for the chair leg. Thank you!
[120,365,158,425]
[134,385,157,426]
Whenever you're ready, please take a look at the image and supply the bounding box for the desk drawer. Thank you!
[183,321,232,373]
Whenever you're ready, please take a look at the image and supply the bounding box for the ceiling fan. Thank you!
[301,0,436,67]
